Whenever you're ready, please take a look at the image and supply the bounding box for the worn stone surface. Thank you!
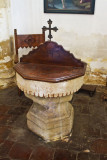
[0,85,107,159]
[16,73,84,98]
[84,67,107,86]
[0,0,15,89]
[27,94,74,142]
[16,71,84,142]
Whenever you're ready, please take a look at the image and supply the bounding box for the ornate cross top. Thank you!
[42,19,58,41]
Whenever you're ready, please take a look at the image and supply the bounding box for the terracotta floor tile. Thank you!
[77,153,89,160]
[9,142,32,160]
[30,145,54,160]
[0,140,14,156]
[90,139,107,154]
[0,105,11,114]
[54,149,76,160]
[100,155,107,160]
[0,158,11,160]
[8,107,27,115]
[0,127,10,144]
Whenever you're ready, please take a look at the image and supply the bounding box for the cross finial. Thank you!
[42,19,58,41]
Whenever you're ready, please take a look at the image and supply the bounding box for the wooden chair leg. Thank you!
[18,88,23,96]
[77,84,96,97]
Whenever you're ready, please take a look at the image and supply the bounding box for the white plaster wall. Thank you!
[10,0,107,84]
[0,0,12,41]
[10,0,107,35]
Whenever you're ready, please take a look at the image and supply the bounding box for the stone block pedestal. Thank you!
[16,73,84,142]
[26,94,74,142]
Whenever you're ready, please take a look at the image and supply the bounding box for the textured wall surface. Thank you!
[56,31,107,85]
[0,0,15,89]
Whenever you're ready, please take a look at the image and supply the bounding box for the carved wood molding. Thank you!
[14,29,45,63]
[24,36,36,47]
[20,41,86,67]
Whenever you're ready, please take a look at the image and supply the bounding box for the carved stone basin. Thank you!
[14,41,87,142]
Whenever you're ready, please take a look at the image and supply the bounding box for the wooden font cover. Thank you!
[14,41,87,82]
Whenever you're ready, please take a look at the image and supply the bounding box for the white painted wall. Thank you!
[0,0,11,41]
[10,0,107,36]
[10,0,107,85]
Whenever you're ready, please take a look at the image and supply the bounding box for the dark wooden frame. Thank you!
[44,0,95,14]
[14,29,45,63]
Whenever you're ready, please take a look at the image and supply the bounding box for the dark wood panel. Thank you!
[14,63,86,82]
[14,29,45,63]
[17,34,45,48]
[14,41,87,82]
[21,41,86,67]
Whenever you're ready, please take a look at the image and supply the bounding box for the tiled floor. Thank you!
[0,86,107,160]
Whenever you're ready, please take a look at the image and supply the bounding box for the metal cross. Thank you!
[42,19,58,41]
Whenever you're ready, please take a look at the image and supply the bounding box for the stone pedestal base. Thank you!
[26,94,74,142]
[16,73,84,142]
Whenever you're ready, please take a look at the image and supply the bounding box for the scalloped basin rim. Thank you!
[16,73,84,98]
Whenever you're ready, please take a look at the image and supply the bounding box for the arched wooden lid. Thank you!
[14,41,87,82]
